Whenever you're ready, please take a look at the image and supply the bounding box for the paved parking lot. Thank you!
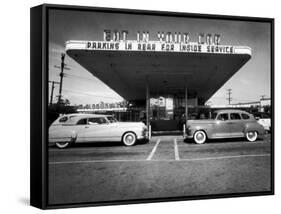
[48,134,272,205]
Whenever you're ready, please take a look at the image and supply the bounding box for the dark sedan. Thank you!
[185,109,265,144]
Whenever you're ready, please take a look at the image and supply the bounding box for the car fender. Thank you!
[244,122,264,135]
[121,129,141,140]
[189,124,212,138]
[49,128,77,143]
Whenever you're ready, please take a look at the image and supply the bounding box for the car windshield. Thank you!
[107,116,117,123]
[211,112,217,119]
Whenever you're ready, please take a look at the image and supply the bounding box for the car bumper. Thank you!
[137,129,149,140]
[184,129,195,139]
[185,135,193,139]
[137,134,149,140]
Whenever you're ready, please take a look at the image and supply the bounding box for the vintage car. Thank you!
[184,109,265,144]
[49,113,149,148]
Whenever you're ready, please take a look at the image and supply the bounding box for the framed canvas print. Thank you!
[30,4,274,209]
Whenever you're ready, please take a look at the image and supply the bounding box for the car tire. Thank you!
[55,142,70,149]
[193,130,207,144]
[246,131,258,142]
[122,132,137,146]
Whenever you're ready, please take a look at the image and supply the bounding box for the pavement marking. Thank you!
[174,138,180,160]
[49,153,270,165]
[179,153,271,162]
[49,147,144,153]
[177,140,270,148]
[146,139,161,160]
[49,159,146,164]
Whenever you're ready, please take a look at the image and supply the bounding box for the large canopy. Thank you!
[66,40,251,104]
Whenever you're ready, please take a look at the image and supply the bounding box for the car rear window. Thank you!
[59,116,68,123]
[241,113,250,120]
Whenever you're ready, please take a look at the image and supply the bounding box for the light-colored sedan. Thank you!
[184,109,265,144]
[49,113,149,148]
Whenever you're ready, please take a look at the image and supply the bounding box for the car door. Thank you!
[104,116,122,141]
[74,118,90,143]
[212,113,231,138]
[82,117,110,142]
[229,113,244,137]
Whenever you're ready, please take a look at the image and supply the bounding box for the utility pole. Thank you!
[48,81,60,105]
[226,89,232,105]
[54,53,70,104]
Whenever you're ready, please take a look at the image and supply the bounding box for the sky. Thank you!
[48,8,271,106]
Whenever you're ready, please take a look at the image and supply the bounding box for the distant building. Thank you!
[260,98,271,107]
[211,98,271,112]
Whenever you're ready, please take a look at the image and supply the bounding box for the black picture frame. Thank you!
[30,4,274,209]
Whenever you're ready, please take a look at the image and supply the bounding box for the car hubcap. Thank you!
[195,131,206,144]
[196,133,204,141]
[126,135,134,144]
[248,132,254,138]
[247,132,257,141]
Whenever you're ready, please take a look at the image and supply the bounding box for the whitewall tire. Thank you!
[193,130,207,144]
[122,132,137,146]
[246,131,258,142]
[55,142,70,149]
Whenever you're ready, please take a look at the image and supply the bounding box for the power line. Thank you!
[210,96,227,100]
[63,89,122,100]
[50,71,96,83]
[64,73,96,82]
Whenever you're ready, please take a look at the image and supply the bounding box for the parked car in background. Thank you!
[253,112,271,132]
[184,109,265,144]
[49,114,149,148]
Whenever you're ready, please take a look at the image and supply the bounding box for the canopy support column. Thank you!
[185,84,188,124]
[146,83,150,127]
